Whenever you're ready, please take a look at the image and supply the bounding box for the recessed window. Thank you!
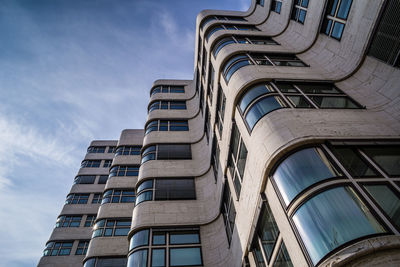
[151,85,185,96]
[206,24,259,41]
[92,219,131,238]
[141,144,192,164]
[291,0,308,24]
[75,240,90,255]
[74,175,96,184]
[84,215,96,227]
[81,160,101,168]
[107,146,116,153]
[101,189,135,205]
[65,193,89,204]
[221,182,236,243]
[115,146,142,156]
[128,228,202,267]
[109,165,140,177]
[200,15,246,30]
[91,193,102,204]
[321,0,353,40]
[207,63,215,103]
[98,175,108,184]
[293,186,386,265]
[43,241,73,256]
[227,123,248,196]
[87,146,105,153]
[145,120,189,135]
[85,257,127,267]
[216,85,226,136]
[148,101,187,112]
[135,178,196,205]
[103,160,112,168]
[362,146,400,176]
[56,215,82,228]
[271,0,282,13]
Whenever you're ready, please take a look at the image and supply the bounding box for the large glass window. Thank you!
[85,215,96,227]
[216,85,226,136]
[145,120,189,135]
[293,186,386,265]
[92,219,131,238]
[223,55,253,83]
[85,257,127,267]
[66,193,89,204]
[273,147,341,205]
[109,165,139,177]
[141,144,192,164]
[115,146,142,156]
[271,0,282,13]
[91,193,102,204]
[81,160,101,168]
[128,229,202,267]
[101,189,135,205]
[200,15,246,30]
[87,146,105,153]
[206,24,258,41]
[56,215,82,228]
[321,0,353,40]
[74,175,96,184]
[273,242,293,267]
[148,101,186,112]
[291,0,308,24]
[75,240,90,255]
[151,85,185,96]
[221,182,236,243]
[368,0,400,67]
[43,241,73,256]
[135,178,196,205]
[331,147,378,177]
[362,146,400,176]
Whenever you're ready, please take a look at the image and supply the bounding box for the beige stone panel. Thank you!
[49,227,92,241]
[77,167,110,176]
[60,204,100,216]
[89,140,118,147]
[83,153,114,160]
[70,184,105,194]
[146,95,198,122]
[112,155,141,166]
[256,0,291,35]
[104,176,138,190]
[97,203,134,220]
[85,237,129,259]
[117,129,144,146]
[38,255,84,267]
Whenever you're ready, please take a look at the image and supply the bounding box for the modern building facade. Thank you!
[38,0,400,266]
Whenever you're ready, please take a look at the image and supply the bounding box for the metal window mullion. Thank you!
[257,236,270,265]
[270,82,295,108]
[295,5,307,11]
[326,15,347,24]
[246,53,257,65]
[322,144,400,235]
[293,84,319,109]
[264,55,275,66]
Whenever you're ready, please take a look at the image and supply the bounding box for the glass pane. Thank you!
[258,202,279,261]
[151,249,166,267]
[169,247,202,266]
[287,96,312,108]
[213,38,235,57]
[237,141,248,178]
[297,83,340,94]
[273,147,340,205]
[136,191,153,205]
[127,249,148,267]
[225,59,252,82]
[337,0,352,19]
[137,180,154,193]
[310,96,358,108]
[130,229,149,250]
[328,0,339,16]
[331,22,345,39]
[293,186,386,265]
[273,242,293,267]
[152,232,166,245]
[170,232,200,244]
[322,19,333,35]
[298,9,306,23]
[245,96,284,129]
[362,147,400,176]
[275,83,298,93]
[364,184,400,229]
[331,147,377,177]
[114,228,130,236]
[239,84,272,112]
[252,241,266,267]
[301,0,309,8]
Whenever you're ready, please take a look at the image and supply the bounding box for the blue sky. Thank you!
[0,0,249,266]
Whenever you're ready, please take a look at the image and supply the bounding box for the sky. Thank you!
[0,0,250,266]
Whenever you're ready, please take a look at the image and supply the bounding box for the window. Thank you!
[135,178,196,205]
[257,0,265,6]
[85,257,127,267]
[102,189,135,204]
[43,241,73,256]
[109,165,139,177]
[207,63,214,103]
[216,85,226,136]
[56,215,82,228]
[199,83,204,112]
[291,0,308,24]
[92,219,131,238]
[221,182,236,243]
[206,24,259,41]
[212,36,278,58]
[92,193,102,204]
[211,135,220,179]
[75,240,90,255]
[141,144,191,164]
[148,101,186,112]
[362,146,400,176]
[84,215,96,227]
[273,243,293,267]
[145,120,189,135]
[151,85,185,96]
[81,160,101,168]
[200,15,246,30]
[87,146,105,153]
[222,53,307,84]
[227,123,248,197]
[103,160,112,168]
[238,82,361,131]
[66,193,89,204]
[204,105,211,142]
[98,175,108,184]
[74,175,96,184]
[293,186,386,265]
[368,0,400,66]
[271,0,282,13]
[115,146,142,156]
[108,146,116,153]
[321,0,353,40]
[128,228,202,267]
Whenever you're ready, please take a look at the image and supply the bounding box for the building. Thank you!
[38,0,400,266]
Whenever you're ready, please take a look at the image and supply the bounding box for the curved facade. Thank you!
[38,0,400,266]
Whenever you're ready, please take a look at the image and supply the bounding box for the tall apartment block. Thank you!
[38,0,400,266]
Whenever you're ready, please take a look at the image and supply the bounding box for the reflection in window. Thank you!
[56,215,82,228]
[85,257,127,267]
[87,146,105,153]
[246,96,285,129]
[362,147,400,176]
[145,120,189,135]
[206,24,258,41]
[321,0,353,40]
[141,144,192,164]
[75,240,89,255]
[293,186,386,265]
[92,219,131,238]
[200,15,246,30]
[74,175,96,184]
[148,101,186,112]
[273,147,340,205]
[115,146,142,156]
[109,165,139,177]
[81,160,101,168]
[221,182,236,243]
[228,123,248,196]
[43,241,73,256]
[291,0,308,24]
[271,0,282,13]
[151,85,185,96]
[130,229,149,250]
[331,147,377,177]
[101,189,135,205]
[66,193,89,204]
[273,242,293,267]
[364,184,400,229]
